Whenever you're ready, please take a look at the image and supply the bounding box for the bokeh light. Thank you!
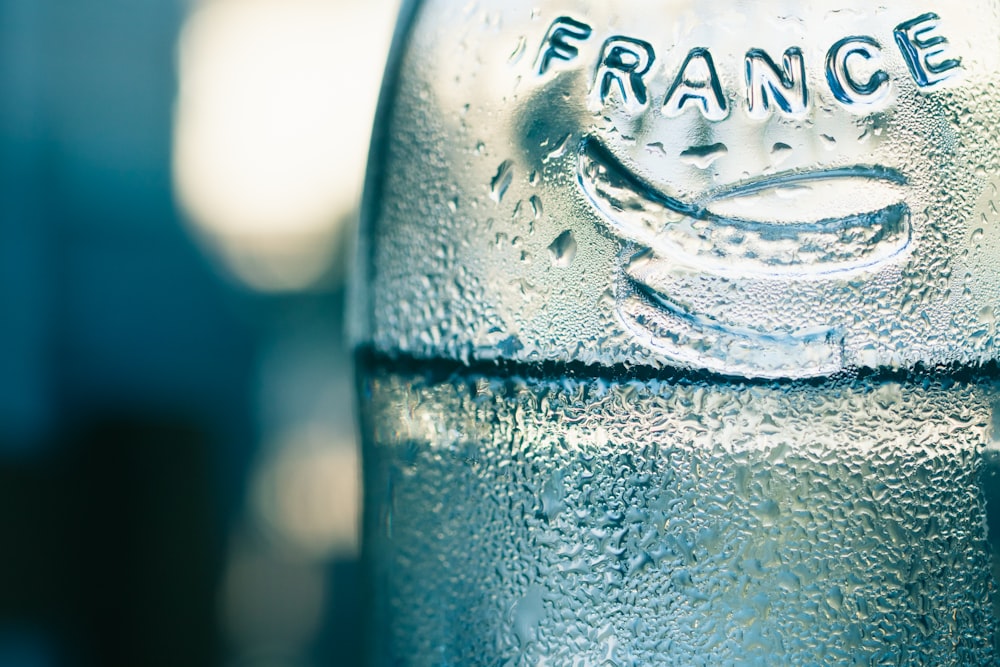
[173,0,399,291]
[172,0,398,664]
[252,427,360,559]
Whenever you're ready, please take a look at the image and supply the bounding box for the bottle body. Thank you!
[354,1,1000,663]
[359,359,997,665]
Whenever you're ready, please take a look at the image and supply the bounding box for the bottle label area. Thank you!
[362,1,1000,378]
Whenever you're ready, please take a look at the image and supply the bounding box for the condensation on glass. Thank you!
[354,2,1000,664]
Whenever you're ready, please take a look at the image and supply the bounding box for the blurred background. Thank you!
[0,0,400,664]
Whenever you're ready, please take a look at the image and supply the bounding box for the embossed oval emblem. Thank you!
[530,9,968,377]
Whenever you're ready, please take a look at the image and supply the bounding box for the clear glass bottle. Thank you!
[354,2,1000,664]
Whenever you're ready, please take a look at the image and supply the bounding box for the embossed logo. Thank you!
[537,13,961,116]
[532,11,965,377]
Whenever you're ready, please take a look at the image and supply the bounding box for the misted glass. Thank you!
[354,2,1000,664]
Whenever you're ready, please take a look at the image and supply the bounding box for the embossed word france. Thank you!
[535,12,962,119]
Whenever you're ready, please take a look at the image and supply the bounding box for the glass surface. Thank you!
[355,2,1000,663]
[359,361,997,664]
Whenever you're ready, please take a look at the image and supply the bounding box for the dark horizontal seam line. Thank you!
[356,346,1000,389]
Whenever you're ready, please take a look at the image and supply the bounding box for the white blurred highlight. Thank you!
[252,427,360,559]
[173,0,399,291]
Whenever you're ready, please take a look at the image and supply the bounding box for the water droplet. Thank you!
[543,133,572,163]
[497,335,524,356]
[770,142,793,165]
[510,585,546,647]
[626,247,654,271]
[826,586,844,611]
[646,142,668,157]
[508,35,526,64]
[517,278,535,301]
[490,160,514,204]
[751,499,780,525]
[548,230,577,267]
[530,195,543,220]
[679,143,728,169]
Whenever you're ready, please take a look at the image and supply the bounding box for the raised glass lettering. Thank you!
[826,37,892,110]
[745,47,808,119]
[536,17,593,75]
[894,13,962,88]
[662,48,729,121]
[589,37,655,113]
[535,12,964,120]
